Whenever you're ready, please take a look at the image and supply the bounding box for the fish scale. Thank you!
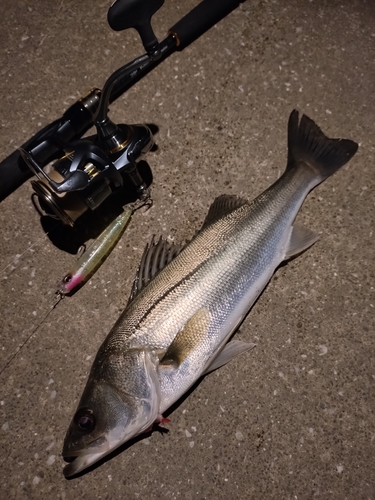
[62,110,358,476]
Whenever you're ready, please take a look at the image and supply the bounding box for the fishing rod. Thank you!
[0,0,244,227]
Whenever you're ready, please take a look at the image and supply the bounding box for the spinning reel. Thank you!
[0,0,243,226]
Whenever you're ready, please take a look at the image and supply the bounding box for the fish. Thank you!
[62,110,358,476]
[56,207,133,296]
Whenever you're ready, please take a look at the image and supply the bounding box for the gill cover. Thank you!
[62,349,161,477]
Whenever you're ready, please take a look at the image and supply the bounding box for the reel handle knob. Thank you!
[108,0,164,52]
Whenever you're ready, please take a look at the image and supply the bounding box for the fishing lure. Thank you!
[56,206,133,297]
[1,205,139,375]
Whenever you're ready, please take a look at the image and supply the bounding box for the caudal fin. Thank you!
[287,110,358,182]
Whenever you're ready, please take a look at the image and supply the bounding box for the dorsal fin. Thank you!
[201,195,248,229]
[128,236,183,303]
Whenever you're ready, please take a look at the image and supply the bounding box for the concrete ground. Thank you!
[0,0,374,498]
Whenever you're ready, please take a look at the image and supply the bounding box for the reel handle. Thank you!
[108,0,164,52]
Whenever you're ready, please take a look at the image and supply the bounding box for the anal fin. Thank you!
[203,340,256,375]
[284,224,319,260]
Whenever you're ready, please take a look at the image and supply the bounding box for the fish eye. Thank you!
[63,274,72,284]
[74,408,95,432]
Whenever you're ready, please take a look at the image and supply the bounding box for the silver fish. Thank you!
[62,110,357,476]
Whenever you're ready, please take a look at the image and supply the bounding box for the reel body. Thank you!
[23,122,154,226]
[0,0,244,225]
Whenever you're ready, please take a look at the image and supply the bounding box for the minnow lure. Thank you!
[1,206,138,375]
[56,206,133,296]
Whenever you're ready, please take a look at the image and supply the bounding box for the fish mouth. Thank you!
[62,437,110,477]
[62,420,153,477]
[63,450,108,477]
[62,423,142,477]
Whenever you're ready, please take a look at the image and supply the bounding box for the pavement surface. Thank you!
[0,1,374,499]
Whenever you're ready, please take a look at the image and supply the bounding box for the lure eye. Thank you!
[63,274,72,284]
[74,408,95,432]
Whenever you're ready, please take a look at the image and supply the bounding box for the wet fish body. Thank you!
[62,110,357,476]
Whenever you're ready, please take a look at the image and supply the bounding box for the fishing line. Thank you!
[1,200,152,375]
[0,221,63,374]
[0,294,63,377]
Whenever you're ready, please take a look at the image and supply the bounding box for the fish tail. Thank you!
[286,110,358,182]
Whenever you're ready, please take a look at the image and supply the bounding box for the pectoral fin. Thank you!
[160,308,210,368]
[203,340,256,375]
[284,224,319,260]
